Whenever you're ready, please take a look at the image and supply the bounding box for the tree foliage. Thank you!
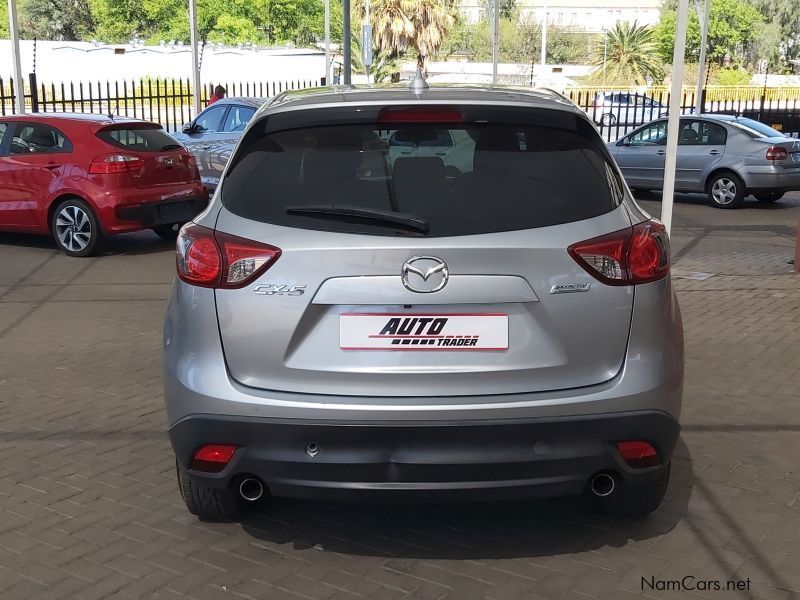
[653,0,764,66]
[590,21,663,85]
[19,0,94,40]
[752,0,800,70]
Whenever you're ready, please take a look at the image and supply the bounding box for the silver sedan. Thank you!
[173,97,265,192]
[608,114,800,208]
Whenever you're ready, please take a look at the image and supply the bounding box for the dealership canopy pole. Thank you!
[343,0,351,84]
[8,0,25,114]
[661,0,690,235]
[491,0,499,83]
[324,0,331,84]
[189,0,201,115]
[694,0,709,114]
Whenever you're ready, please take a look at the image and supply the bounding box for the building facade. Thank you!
[460,0,661,31]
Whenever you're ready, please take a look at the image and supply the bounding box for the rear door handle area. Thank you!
[709,150,721,155]
[656,150,666,156]
[43,163,61,169]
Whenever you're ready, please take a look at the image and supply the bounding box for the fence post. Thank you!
[28,73,39,113]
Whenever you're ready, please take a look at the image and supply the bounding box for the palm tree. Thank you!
[591,21,664,85]
[367,0,455,76]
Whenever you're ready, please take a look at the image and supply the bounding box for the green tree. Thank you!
[0,2,9,38]
[591,21,663,85]
[752,0,800,70]
[653,0,764,66]
[20,0,95,40]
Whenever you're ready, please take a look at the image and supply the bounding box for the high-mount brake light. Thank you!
[176,223,281,289]
[568,220,670,286]
[377,107,464,123]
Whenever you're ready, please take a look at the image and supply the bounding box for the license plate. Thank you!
[157,201,194,221]
[340,313,508,351]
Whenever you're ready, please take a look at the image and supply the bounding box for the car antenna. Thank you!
[109,100,120,120]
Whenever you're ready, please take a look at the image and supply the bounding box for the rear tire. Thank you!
[754,192,784,203]
[707,172,745,209]
[177,461,240,521]
[596,463,671,517]
[152,223,182,240]
[51,198,105,257]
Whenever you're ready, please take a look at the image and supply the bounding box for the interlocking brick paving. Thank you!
[1,193,799,600]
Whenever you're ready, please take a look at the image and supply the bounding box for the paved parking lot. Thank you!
[1,193,799,600]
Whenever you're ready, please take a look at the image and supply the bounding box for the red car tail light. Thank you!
[191,444,237,472]
[616,441,660,468]
[89,153,144,174]
[568,220,670,286]
[765,147,788,161]
[182,153,202,180]
[176,223,281,289]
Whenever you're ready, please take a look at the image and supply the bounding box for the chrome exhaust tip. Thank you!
[239,477,264,502]
[590,473,616,497]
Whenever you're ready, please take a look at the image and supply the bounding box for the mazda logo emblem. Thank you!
[401,256,449,293]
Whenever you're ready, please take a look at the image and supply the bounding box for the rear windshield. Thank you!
[731,118,785,139]
[222,121,622,237]
[97,126,182,152]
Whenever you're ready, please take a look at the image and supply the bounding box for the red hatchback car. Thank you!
[0,114,207,256]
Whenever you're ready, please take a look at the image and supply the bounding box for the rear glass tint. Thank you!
[222,120,622,237]
[97,126,182,152]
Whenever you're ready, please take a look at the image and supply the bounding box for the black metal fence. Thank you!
[564,86,800,142]
[0,73,325,132]
[2,75,799,139]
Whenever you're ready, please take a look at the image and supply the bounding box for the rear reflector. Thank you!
[766,147,788,161]
[191,444,237,473]
[616,441,659,468]
[378,107,464,123]
[568,220,670,286]
[89,154,144,174]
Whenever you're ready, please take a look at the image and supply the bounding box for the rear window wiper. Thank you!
[286,205,429,233]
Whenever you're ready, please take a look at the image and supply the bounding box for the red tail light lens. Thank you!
[378,107,464,123]
[616,441,659,468]
[192,444,237,473]
[89,154,144,174]
[182,153,202,180]
[176,223,281,289]
[568,220,670,286]
[766,147,788,161]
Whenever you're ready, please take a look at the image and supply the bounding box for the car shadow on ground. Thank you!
[238,438,693,560]
[633,191,796,210]
[0,231,175,256]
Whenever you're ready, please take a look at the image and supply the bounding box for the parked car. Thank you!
[608,114,800,208]
[593,91,668,127]
[172,97,265,192]
[0,114,207,256]
[165,84,684,521]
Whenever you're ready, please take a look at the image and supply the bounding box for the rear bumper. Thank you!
[170,411,679,501]
[115,196,208,228]
[742,167,800,192]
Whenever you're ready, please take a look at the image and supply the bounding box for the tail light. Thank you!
[616,441,659,469]
[176,223,281,289]
[191,444,237,473]
[378,107,464,123]
[568,220,670,286]
[182,153,202,180]
[766,147,788,161]
[89,154,144,174]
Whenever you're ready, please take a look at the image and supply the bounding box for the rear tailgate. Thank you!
[214,108,634,398]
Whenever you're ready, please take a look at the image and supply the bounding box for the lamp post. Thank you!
[694,0,709,114]
[343,0,351,84]
[189,0,201,115]
[324,0,331,84]
[7,0,25,114]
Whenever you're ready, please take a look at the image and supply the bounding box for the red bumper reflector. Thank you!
[616,441,660,468]
[191,444,237,472]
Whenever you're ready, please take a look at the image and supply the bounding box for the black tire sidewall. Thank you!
[153,224,181,240]
[708,172,745,209]
[51,198,103,257]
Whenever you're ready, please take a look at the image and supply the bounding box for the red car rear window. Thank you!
[97,126,182,152]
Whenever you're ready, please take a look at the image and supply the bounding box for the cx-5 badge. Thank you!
[254,284,305,296]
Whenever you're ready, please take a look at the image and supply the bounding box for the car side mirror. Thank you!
[617,139,630,147]
[182,123,195,134]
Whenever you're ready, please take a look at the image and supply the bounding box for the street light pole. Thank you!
[324,0,331,84]
[694,0,709,114]
[491,0,499,83]
[189,0,201,115]
[343,0,351,84]
[8,0,25,114]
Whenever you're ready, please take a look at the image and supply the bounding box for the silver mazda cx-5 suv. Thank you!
[164,84,683,520]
